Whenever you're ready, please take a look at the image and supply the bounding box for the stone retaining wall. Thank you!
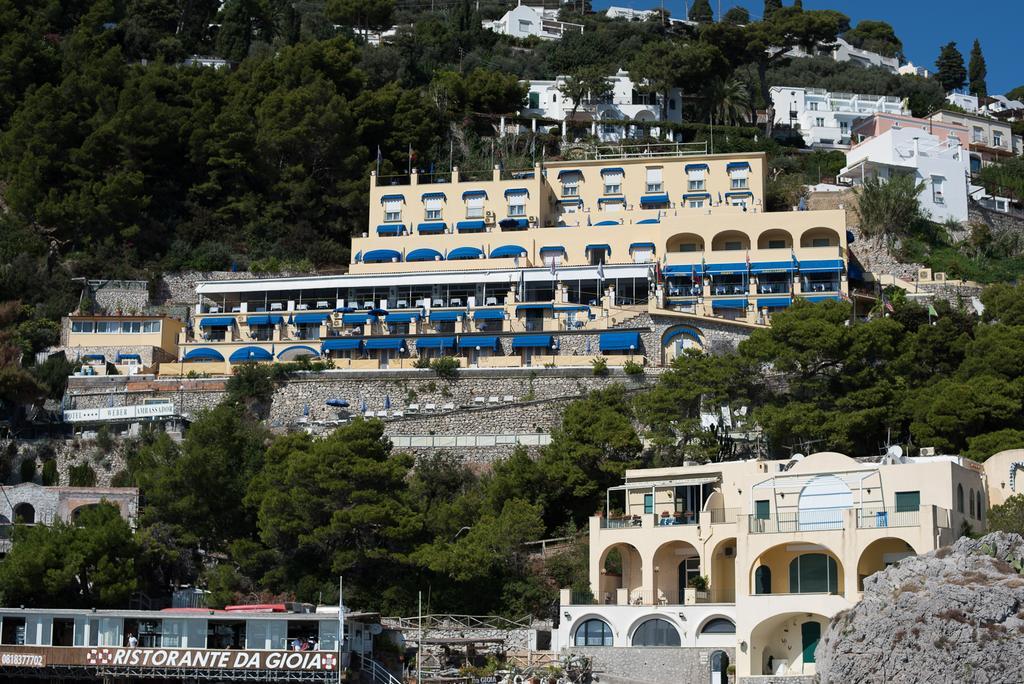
[91,280,151,314]
[1,437,130,488]
[969,202,1024,237]
[568,646,735,684]
[158,271,302,307]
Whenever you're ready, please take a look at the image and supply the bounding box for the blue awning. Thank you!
[458,336,500,349]
[846,229,855,243]
[630,242,656,251]
[800,259,844,273]
[804,295,841,303]
[504,188,528,197]
[363,249,401,263]
[407,248,443,262]
[663,327,702,346]
[750,261,796,274]
[555,305,591,312]
[376,224,405,236]
[116,353,141,362]
[342,313,374,324]
[462,190,487,199]
[415,337,456,350]
[586,244,611,254]
[599,331,640,352]
[594,220,620,226]
[246,314,283,326]
[664,264,702,276]
[725,191,752,198]
[706,263,747,275]
[473,309,505,321]
[597,197,625,204]
[182,347,224,361]
[429,310,464,322]
[385,312,421,323]
[637,218,660,224]
[499,218,529,229]
[639,193,670,206]
[557,198,583,205]
[726,162,751,170]
[82,354,105,361]
[512,334,554,349]
[682,192,711,200]
[421,192,446,200]
[684,163,709,172]
[539,246,565,255]
[417,222,447,235]
[601,167,624,175]
[229,346,273,362]
[557,169,582,178]
[294,313,329,324]
[365,338,406,351]
[380,193,405,202]
[490,245,526,258]
[456,220,487,233]
[711,298,748,309]
[277,345,319,359]
[325,398,349,407]
[515,303,553,311]
[321,338,363,351]
[448,246,484,259]
[199,317,235,328]
[757,297,792,308]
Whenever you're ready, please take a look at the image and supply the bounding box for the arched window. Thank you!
[574,619,613,646]
[631,618,680,646]
[969,489,976,518]
[957,484,964,513]
[789,553,838,594]
[754,565,772,594]
[13,503,34,525]
[700,618,736,634]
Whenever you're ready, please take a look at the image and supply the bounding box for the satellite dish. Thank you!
[887,445,904,460]
[369,624,383,635]
[792,453,805,461]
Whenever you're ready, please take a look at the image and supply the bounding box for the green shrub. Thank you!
[413,357,430,369]
[41,459,58,486]
[69,463,97,487]
[429,356,460,379]
[95,425,114,453]
[623,359,644,376]
[591,356,609,376]
[18,458,36,483]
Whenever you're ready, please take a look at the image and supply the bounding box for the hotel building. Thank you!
[555,450,992,681]
[169,148,850,375]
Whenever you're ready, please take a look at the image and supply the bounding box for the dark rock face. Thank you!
[816,532,1024,684]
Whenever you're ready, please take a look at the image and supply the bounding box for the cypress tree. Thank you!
[968,39,988,99]
[763,0,783,20]
[935,41,967,93]
[689,0,714,23]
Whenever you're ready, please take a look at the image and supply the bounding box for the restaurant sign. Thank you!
[0,646,336,671]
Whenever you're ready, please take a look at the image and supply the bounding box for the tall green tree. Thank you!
[763,0,783,20]
[689,0,714,23]
[968,38,987,99]
[935,41,966,93]
[557,67,613,126]
[853,174,926,247]
[722,6,749,24]
[842,20,903,60]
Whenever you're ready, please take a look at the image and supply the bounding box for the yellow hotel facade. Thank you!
[172,149,849,374]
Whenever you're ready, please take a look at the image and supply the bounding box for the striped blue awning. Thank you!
[429,310,464,322]
[365,338,406,351]
[757,297,792,308]
[557,169,582,178]
[750,261,795,274]
[246,315,284,326]
[473,309,505,321]
[601,167,624,175]
[515,303,553,311]
[706,263,747,275]
[630,242,656,251]
[415,337,455,350]
[599,331,640,352]
[82,354,105,361]
[639,193,670,206]
[586,244,611,254]
[183,348,224,361]
[725,191,753,198]
[116,353,141,362]
[597,197,625,204]
[711,298,748,309]
[555,305,590,312]
[380,194,405,202]
[321,338,363,351]
[800,259,844,273]
[512,334,554,349]
[448,246,484,259]
[682,192,711,200]
[685,163,709,171]
[726,162,751,170]
[199,317,235,328]
[456,220,487,233]
[421,192,446,200]
[294,313,329,324]
[458,336,500,349]
[376,224,405,236]
[385,312,421,323]
[462,190,487,199]
[342,313,374,324]
[557,198,583,205]
[416,222,447,235]
[504,188,528,197]
[407,248,443,262]
[539,246,565,255]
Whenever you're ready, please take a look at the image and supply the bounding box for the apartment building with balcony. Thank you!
[483,3,583,41]
[556,451,989,680]
[520,70,683,142]
[840,114,971,222]
[928,109,1023,169]
[62,314,184,375]
[770,86,908,149]
[169,148,849,375]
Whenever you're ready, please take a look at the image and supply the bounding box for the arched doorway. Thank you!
[749,544,845,597]
[630,618,681,647]
[598,543,643,604]
[857,538,915,590]
[653,540,699,604]
[754,565,772,594]
[710,650,730,684]
[710,537,737,602]
[750,612,830,676]
[798,474,853,530]
[13,503,34,525]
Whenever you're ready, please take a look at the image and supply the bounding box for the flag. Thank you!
[597,261,605,280]
[881,291,894,314]
[550,257,557,277]
[718,192,723,204]
[587,213,591,226]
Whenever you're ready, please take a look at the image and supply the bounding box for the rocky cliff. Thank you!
[816,532,1024,684]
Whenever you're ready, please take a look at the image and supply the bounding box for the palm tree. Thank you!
[702,78,751,126]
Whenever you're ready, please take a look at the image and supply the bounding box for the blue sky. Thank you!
[592,0,1023,95]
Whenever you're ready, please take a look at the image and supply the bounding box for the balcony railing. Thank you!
[708,507,739,524]
[855,506,920,528]
[601,515,648,529]
[748,509,845,534]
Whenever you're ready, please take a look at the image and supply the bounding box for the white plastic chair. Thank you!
[442,403,455,411]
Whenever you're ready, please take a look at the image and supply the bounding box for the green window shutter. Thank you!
[895,491,920,513]
[754,499,770,520]
[801,621,821,663]
[643,494,653,514]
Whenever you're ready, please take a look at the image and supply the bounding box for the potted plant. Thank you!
[684,575,709,604]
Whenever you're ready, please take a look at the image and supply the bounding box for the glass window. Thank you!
[754,500,770,520]
[811,237,830,247]
[643,493,653,514]
[528,92,540,109]
[688,179,705,191]
[725,241,742,251]
[466,195,485,218]
[731,178,748,189]
[688,200,704,208]
[699,618,736,634]
[896,490,920,513]
[426,208,442,220]
[767,239,786,249]
[508,197,526,216]
[788,553,838,594]
[680,243,698,252]
[604,182,621,194]
[71,321,94,333]
[632,619,680,646]
[931,175,945,203]
[815,117,825,127]
[645,167,663,193]
[383,198,402,223]
[574,619,613,646]
[754,565,772,594]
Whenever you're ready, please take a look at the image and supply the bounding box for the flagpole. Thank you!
[338,576,344,684]
[417,591,423,684]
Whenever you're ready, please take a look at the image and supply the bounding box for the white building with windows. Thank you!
[785,37,900,74]
[946,91,979,113]
[521,70,683,142]
[483,3,583,41]
[897,62,929,78]
[770,86,909,149]
[604,5,694,28]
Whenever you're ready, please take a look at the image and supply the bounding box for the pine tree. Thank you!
[689,0,714,23]
[763,0,783,20]
[935,41,967,94]
[793,0,803,9]
[968,39,987,99]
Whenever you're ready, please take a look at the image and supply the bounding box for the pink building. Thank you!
[851,113,969,149]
